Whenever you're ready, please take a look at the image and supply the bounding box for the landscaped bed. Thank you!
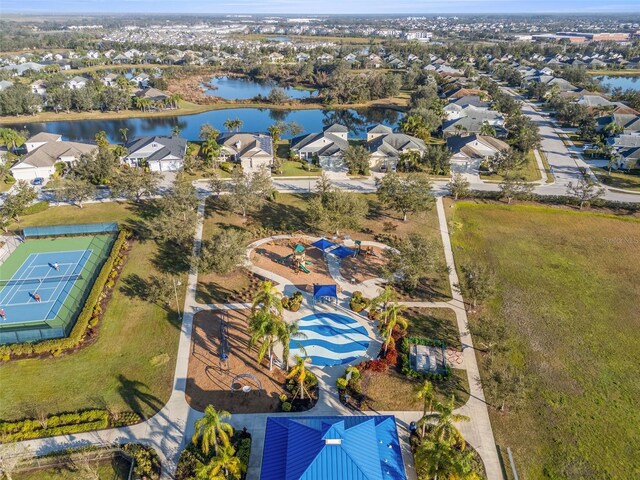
[186,309,289,413]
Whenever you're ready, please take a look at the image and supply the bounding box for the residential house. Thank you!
[11,133,96,182]
[1,62,45,76]
[134,87,169,103]
[596,114,640,134]
[218,133,274,173]
[260,416,406,480]
[607,133,640,150]
[123,136,187,172]
[30,80,47,96]
[575,94,617,109]
[131,73,150,87]
[366,125,427,171]
[443,87,486,100]
[102,73,119,87]
[295,53,310,63]
[290,124,349,170]
[444,96,491,120]
[447,134,510,169]
[317,53,334,63]
[442,111,506,138]
[268,52,285,63]
[65,76,88,90]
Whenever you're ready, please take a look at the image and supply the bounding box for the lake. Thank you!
[596,75,640,91]
[202,76,317,100]
[12,107,402,143]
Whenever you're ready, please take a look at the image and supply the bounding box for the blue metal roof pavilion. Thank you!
[311,237,336,251]
[260,415,407,480]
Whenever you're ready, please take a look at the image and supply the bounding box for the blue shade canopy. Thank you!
[311,238,336,251]
[331,245,355,258]
[261,416,406,480]
[313,284,337,299]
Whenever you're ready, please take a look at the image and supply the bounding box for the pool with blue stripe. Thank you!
[290,312,371,367]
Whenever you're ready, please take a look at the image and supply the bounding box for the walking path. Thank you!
[8,197,505,480]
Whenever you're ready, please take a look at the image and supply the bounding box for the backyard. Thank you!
[448,200,640,479]
[0,202,184,421]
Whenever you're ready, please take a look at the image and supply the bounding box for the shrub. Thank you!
[282,291,303,311]
[281,402,292,412]
[121,443,160,480]
[279,394,288,402]
[362,359,388,373]
[220,161,235,173]
[237,437,251,469]
[336,377,348,390]
[23,201,49,215]
[0,409,110,442]
[349,291,370,312]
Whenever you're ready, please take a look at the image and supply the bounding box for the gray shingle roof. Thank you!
[125,136,187,160]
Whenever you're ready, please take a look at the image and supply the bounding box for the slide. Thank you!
[299,264,311,274]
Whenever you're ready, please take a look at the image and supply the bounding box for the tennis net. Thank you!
[0,274,81,287]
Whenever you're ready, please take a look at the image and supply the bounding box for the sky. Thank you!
[2,0,640,14]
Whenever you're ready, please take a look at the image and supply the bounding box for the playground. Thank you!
[0,229,115,344]
[186,309,288,413]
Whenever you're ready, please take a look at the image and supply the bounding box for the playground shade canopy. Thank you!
[331,245,355,258]
[311,238,336,251]
[260,416,407,480]
[313,284,337,301]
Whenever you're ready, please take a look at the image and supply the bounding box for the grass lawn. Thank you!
[538,149,555,183]
[0,202,183,421]
[199,193,451,302]
[0,179,15,192]
[448,201,640,479]
[593,167,640,191]
[566,132,585,149]
[14,455,130,480]
[276,160,320,177]
[360,368,470,411]
[479,150,541,183]
[406,307,462,350]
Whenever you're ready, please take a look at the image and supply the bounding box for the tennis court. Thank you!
[0,233,115,344]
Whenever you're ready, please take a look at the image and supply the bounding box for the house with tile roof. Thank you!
[260,416,406,480]
[218,132,274,174]
[11,134,96,182]
[365,125,427,171]
[290,124,349,170]
[447,134,510,165]
[123,135,187,172]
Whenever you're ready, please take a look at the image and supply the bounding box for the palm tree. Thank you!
[420,395,470,449]
[280,321,306,370]
[286,354,312,400]
[112,145,128,159]
[172,125,182,137]
[169,93,182,109]
[0,129,26,153]
[192,405,234,456]
[201,137,221,168]
[370,285,396,312]
[195,444,245,480]
[415,380,435,438]
[267,123,283,145]
[251,280,282,316]
[378,303,408,353]
[414,437,477,480]
[224,118,243,133]
[200,123,219,141]
[248,309,280,370]
[118,127,129,143]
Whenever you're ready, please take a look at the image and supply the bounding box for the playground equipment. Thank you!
[230,373,263,397]
[219,312,230,371]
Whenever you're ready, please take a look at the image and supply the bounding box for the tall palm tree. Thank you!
[279,320,306,370]
[251,280,282,316]
[248,309,280,370]
[370,285,396,312]
[286,354,312,400]
[196,444,245,480]
[224,117,243,133]
[415,380,435,438]
[421,395,470,449]
[192,405,234,456]
[118,127,129,143]
[378,303,408,353]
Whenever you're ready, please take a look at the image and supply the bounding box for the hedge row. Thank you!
[0,410,109,442]
[0,408,142,443]
[0,228,131,361]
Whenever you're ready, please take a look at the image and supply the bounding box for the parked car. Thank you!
[32,177,43,186]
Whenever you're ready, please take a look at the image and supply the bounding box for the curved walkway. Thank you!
[7,197,504,480]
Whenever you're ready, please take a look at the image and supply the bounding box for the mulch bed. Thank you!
[186,309,288,413]
[340,247,387,284]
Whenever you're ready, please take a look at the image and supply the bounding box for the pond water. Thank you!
[11,107,402,143]
[202,76,317,99]
[596,75,640,91]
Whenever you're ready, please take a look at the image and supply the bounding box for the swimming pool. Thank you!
[290,312,370,367]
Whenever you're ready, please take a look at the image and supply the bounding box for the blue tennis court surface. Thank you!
[0,250,92,325]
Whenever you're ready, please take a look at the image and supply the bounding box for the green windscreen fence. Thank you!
[22,223,119,238]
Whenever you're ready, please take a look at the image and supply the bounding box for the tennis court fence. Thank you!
[22,222,119,239]
[0,274,82,287]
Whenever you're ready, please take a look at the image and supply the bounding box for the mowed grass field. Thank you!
[0,202,183,421]
[449,201,640,479]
